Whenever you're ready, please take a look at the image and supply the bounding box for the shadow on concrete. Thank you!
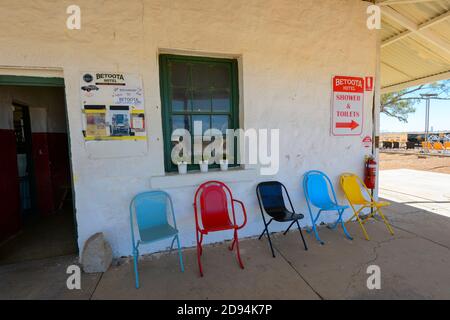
[0,199,449,300]
[0,206,78,266]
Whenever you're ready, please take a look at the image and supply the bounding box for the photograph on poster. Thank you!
[80,72,147,141]
[84,105,108,138]
[131,111,145,133]
[110,106,130,136]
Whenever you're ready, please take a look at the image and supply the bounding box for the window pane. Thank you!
[192,115,210,135]
[192,89,211,112]
[171,115,191,133]
[191,63,210,88]
[161,55,238,172]
[210,64,230,88]
[212,115,229,134]
[170,61,189,87]
[212,89,230,112]
[171,87,191,112]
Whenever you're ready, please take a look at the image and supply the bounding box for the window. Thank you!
[159,54,239,172]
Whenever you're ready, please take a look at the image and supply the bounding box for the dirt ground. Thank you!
[380,152,450,174]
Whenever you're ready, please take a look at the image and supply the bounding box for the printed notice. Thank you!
[331,76,364,136]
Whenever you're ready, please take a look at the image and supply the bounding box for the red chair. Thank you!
[193,181,247,277]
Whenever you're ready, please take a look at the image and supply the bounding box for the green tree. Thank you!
[381,80,450,122]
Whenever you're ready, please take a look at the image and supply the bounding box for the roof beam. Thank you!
[378,0,441,5]
[381,70,450,93]
[382,9,450,47]
[381,61,414,78]
[381,6,450,55]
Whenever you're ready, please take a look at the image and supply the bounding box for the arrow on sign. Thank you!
[336,120,359,130]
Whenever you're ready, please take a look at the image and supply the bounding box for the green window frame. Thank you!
[159,54,240,173]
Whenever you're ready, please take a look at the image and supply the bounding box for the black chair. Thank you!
[256,181,308,257]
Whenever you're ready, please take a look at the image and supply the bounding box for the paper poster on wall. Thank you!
[331,76,364,136]
[85,105,108,137]
[131,110,145,132]
[110,106,130,136]
[80,72,146,141]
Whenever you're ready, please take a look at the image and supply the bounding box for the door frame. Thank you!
[0,75,65,87]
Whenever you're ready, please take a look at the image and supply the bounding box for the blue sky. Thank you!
[380,98,450,133]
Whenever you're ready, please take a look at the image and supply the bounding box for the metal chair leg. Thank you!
[307,211,323,244]
[355,214,370,240]
[377,208,395,235]
[176,235,185,272]
[309,223,324,245]
[229,238,236,251]
[258,227,268,240]
[169,235,177,252]
[337,209,353,240]
[233,230,245,269]
[198,233,203,256]
[133,247,140,289]
[341,219,353,240]
[258,219,273,240]
[196,231,204,277]
[296,220,308,250]
[264,226,276,258]
[283,220,296,235]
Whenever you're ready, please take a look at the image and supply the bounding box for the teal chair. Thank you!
[130,191,184,288]
[303,170,353,244]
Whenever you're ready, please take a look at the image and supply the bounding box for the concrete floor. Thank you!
[0,207,78,266]
[0,169,448,300]
[1,197,449,299]
[380,169,450,218]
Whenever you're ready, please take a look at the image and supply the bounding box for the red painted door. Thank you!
[0,129,21,242]
[32,133,55,216]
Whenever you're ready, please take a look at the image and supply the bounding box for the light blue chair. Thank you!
[130,191,184,288]
[303,170,353,244]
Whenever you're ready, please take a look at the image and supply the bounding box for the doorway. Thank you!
[0,76,77,265]
[13,103,35,220]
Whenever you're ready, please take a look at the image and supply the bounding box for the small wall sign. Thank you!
[365,76,374,92]
[362,135,372,148]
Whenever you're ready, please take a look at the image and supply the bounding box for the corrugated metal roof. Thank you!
[379,0,450,93]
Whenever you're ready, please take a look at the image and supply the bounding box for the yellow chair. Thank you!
[444,142,450,151]
[422,141,433,150]
[433,142,444,151]
[340,173,394,240]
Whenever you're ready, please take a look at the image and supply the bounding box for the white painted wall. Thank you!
[0,0,378,257]
[0,86,67,133]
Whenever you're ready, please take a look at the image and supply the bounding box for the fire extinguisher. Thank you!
[364,155,377,189]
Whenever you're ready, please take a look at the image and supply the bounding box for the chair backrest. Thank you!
[433,142,444,150]
[130,191,174,237]
[256,181,288,216]
[303,171,336,209]
[340,174,368,205]
[194,181,233,231]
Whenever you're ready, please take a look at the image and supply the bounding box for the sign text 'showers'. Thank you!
[331,76,364,136]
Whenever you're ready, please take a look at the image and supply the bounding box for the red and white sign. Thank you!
[362,135,372,148]
[331,76,364,136]
[365,76,374,91]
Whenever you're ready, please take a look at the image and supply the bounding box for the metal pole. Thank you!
[421,93,438,151]
[425,98,430,144]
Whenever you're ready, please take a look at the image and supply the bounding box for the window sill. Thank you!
[150,167,258,189]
